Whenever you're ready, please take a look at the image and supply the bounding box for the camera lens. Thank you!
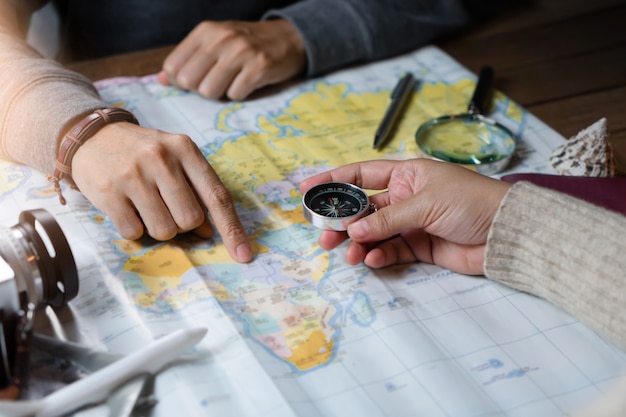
[0,209,78,392]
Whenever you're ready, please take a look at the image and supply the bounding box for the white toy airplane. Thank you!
[0,327,207,417]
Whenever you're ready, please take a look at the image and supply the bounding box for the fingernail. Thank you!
[236,243,253,263]
[348,220,368,239]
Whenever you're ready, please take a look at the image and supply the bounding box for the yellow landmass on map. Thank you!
[284,325,333,371]
[210,78,522,215]
[125,243,191,281]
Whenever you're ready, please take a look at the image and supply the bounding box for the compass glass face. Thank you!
[304,183,368,218]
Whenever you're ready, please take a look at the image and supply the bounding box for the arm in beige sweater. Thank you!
[0,0,106,173]
[485,181,626,350]
[489,185,626,417]
[491,187,626,417]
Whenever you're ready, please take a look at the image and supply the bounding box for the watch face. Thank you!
[302,182,371,231]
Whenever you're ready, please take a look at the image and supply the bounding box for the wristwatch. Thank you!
[302,182,376,231]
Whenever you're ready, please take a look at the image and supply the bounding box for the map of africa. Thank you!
[1,46,624,417]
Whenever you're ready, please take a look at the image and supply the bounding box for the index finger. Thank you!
[299,159,400,194]
[184,152,253,263]
[198,171,253,263]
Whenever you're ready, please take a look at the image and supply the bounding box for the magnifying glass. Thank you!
[415,66,516,175]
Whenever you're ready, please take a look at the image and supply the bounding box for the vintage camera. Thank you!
[0,209,78,395]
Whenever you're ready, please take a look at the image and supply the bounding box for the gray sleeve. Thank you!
[484,181,626,350]
[263,0,508,76]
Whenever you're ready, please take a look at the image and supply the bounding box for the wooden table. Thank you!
[66,0,626,173]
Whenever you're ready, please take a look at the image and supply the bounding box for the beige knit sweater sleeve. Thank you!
[484,181,626,351]
[0,29,107,175]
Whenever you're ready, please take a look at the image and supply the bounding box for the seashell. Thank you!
[549,118,614,177]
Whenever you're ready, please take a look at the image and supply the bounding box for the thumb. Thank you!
[347,195,425,243]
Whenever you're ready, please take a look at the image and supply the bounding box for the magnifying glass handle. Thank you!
[468,66,494,116]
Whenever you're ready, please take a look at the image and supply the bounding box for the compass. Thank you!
[302,182,375,231]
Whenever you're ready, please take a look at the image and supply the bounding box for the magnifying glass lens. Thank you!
[415,66,517,174]
[415,115,515,171]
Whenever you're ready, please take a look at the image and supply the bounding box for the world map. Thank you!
[103,53,527,373]
[1,46,624,417]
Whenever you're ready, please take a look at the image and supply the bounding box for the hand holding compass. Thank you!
[300,159,510,274]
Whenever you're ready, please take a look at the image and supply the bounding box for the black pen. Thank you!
[373,73,417,150]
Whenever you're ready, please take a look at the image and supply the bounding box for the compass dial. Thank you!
[302,182,371,231]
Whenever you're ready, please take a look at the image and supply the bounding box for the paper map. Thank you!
[1,46,624,416]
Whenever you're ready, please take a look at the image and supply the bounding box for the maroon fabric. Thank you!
[501,174,626,216]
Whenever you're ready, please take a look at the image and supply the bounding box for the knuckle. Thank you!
[219,219,246,241]
[231,37,253,54]
[226,91,242,102]
[208,184,234,208]
[175,73,194,90]
[170,134,201,156]
[222,223,243,240]
[178,207,206,231]
[151,133,195,156]
[162,65,176,79]
[162,56,178,75]
[198,83,219,99]
[139,140,169,159]
[372,209,393,234]
[253,51,273,70]
[207,26,243,47]
[197,20,213,32]
[221,24,247,41]
[148,223,178,241]
[226,86,246,102]
[89,175,116,194]
[117,218,144,241]
[116,162,142,182]
[168,133,194,147]
[119,226,143,241]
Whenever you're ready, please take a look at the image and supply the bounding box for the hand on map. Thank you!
[300,159,511,274]
[71,122,253,263]
[157,19,306,101]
